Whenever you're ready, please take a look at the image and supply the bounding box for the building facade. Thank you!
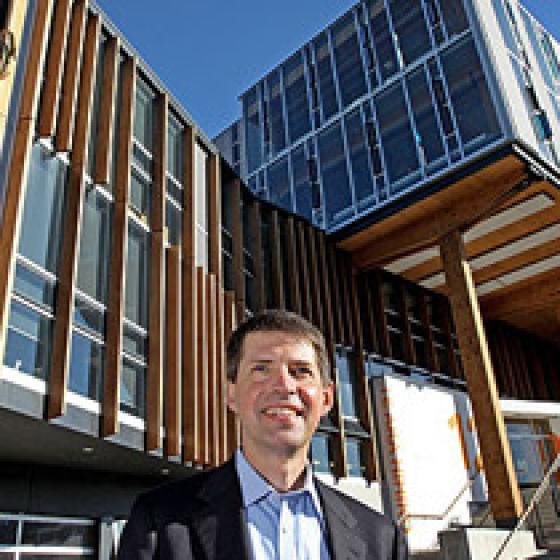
[1,0,560,557]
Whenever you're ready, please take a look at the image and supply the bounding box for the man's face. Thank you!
[227,331,333,460]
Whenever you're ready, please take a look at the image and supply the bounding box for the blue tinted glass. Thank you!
[291,146,312,221]
[441,37,502,154]
[318,123,352,226]
[166,200,182,245]
[541,33,560,81]
[344,110,375,205]
[123,324,147,359]
[69,332,103,400]
[375,82,420,188]
[332,13,367,108]
[243,88,262,173]
[311,433,334,474]
[14,263,55,308]
[4,301,51,380]
[439,0,468,37]
[134,78,154,151]
[267,157,292,212]
[167,116,184,180]
[73,296,105,335]
[0,519,17,544]
[336,350,359,418]
[120,359,145,417]
[18,144,67,273]
[345,438,366,478]
[406,68,446,171]
[130,170,150,218]
[267,70,286,156]
[125,223,149,327]
[314,33,339,121]
[389,0,431,66]
[283,52,312,143]
[368,0,399,80]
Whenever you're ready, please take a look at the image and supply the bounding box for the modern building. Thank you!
[0,0,560,557]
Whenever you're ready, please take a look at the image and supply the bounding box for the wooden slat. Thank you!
[285,216,302,314]
[440,230,523,523]
[102,56,135,438]
[419,292,438,372]
[230,179,245,319]
[0,0,54,367]
[197,266,209,465]
[249,201,266,311]
[371,271,391,357]
[331,364,348,478]
[224,290,240,457]
[54,0,88,152]
[216,286,226,463]
[207,274,219,466]
[47,14,101,420]
[146,93,167,451]
[208,153,221,281]
[296,221,312,321]
[357,273,379,354]
[317,233,335,348]
[397,283,415,366]
[37,0,73,138]
[93,35,119,184]
[182,125,198,462]
[164,246,181,457]
[327,244,344,344]
[270,210,285,309]
[308,226,324,333]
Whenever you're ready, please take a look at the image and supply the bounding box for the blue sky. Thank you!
[95,1,560,140]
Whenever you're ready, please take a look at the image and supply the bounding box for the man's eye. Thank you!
[292,366,313,378]
[252,364,268,374]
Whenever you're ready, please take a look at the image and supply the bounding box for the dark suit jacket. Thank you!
[118,459,408,560]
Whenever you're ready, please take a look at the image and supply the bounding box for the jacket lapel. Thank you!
[190,460,250,560]
[316,480,368,560]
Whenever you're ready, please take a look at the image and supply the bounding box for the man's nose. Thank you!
[270,364,297,391]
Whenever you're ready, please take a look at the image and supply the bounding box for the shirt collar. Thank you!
[235,448,324,519]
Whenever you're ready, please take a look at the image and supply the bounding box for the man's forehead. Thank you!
[241,330,316,359]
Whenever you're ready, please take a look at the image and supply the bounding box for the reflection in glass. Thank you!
[266,70,286,156]
[267,156,292,212]
[0,519,17,545]
[314,33,339,122]
[336,350,359,418]
[439,0,469,37]
[389,0,431,66]
[120,359,146,417]
[346,438,367,478]
[368,0,399,81]
[22,521,96,548]
[134,78,154,151]
[291,146,312,221]
[167,115,184,181]
[243,88,262,173]
[345,109,374,204]
[73,296,104,335]
[68,332,103,400]
[130,170,150,218]
[283,52,311,144]
[311,432,335,474]
[125,223,148,328]
[14,263,55,308]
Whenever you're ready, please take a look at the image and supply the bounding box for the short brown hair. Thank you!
[226,309,331,384]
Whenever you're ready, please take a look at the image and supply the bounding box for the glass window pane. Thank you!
[266,70,286,156]
[77,189,111,303]
[318,122,352,226]
[291,146,312,221]
[18,144,67,273]
[368,0,399,81]
[134,78,154,151]
[14,263,55,308]
[0,519,17,544]
[125,223,148,327]
[336,350,359,418]
[314,33,339,121]
[166,200,182,246]
[345,438,367,478]
[4,301,51,379]
[267,156,292,212]
[344,110,374,204]
[283,52,311,144]
[167,116,184,181]
[311,433,335,475]
[121,359,146,417]
[73,296,104,336]
[441,37,502,154]
[243,88,263,174]
[68,332,103,400]
[86,35,105,178]
[22,521,96,548]
[130,170,150,218]
[440,0,468,37]
[195,144,208,232]
[406,68,446,171]
[332,13,367,109]
[375,82,420,189]
[389,0,431,66]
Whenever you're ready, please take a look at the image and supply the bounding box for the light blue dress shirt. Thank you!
[235,449,331,560]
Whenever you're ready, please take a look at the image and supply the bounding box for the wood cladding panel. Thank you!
[0,0,54,367]
[216,286,227,463]
[270,210,285,309]
[208,153,221,281]
[37,0,73,138]
[296,221,313,322]
[102,56,135,437]
[308,227,324,333]
[249,201,265,311]
[93,35,119,184]
[146,93,167,451]
[224,290,240,458]
[230,180,245,320]
[196,266,209,465]
[47,14,101,420]
[164,246,181,457]
[206,273,218,466]
[285,216,302,314]
[54,0,88,152]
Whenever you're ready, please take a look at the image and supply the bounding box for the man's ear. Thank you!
[226,381,238,414]
[321,382,334,416]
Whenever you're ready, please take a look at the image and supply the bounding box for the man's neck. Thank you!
[241,445,309,493]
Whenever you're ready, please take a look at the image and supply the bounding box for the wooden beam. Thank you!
[102,56,135,438]
[285,216,302,314]
[47,14,101,420]
[230,179,245,320]
[37,0,73,138]
[440,230,523,524]
[182,125,199,463]
[93,35,119,185]
[197,266,209,466]
[353,168,529,268]
[54,0,88,152]
[249,201,266,311]
[164,245,181,458]
[0,0,54,368]
[146,93,167,451]
[270,210,285,309]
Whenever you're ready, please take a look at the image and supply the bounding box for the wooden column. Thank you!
[93,36,119,185]
[37,0,73,138]
[249,201,265,311]
[296,221,312,322]
[208,153,221,280]
[47,14,101,420]
[285,216,301,314]
[207,273,218,466]
[270,210,285,309]
[230,179,245,320]
[146,93,167,451]
[182,125,198,463]
[216,286,227,463]
[197,266,209,465]
[439,230,523,525]
[224,290,240,457]
[102,56,135,438]
[0,0,53,367]
[54,0,87,152]
[307,226,324,332]
[164,245,181,458]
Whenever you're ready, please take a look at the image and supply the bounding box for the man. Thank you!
[118,310,408,559]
